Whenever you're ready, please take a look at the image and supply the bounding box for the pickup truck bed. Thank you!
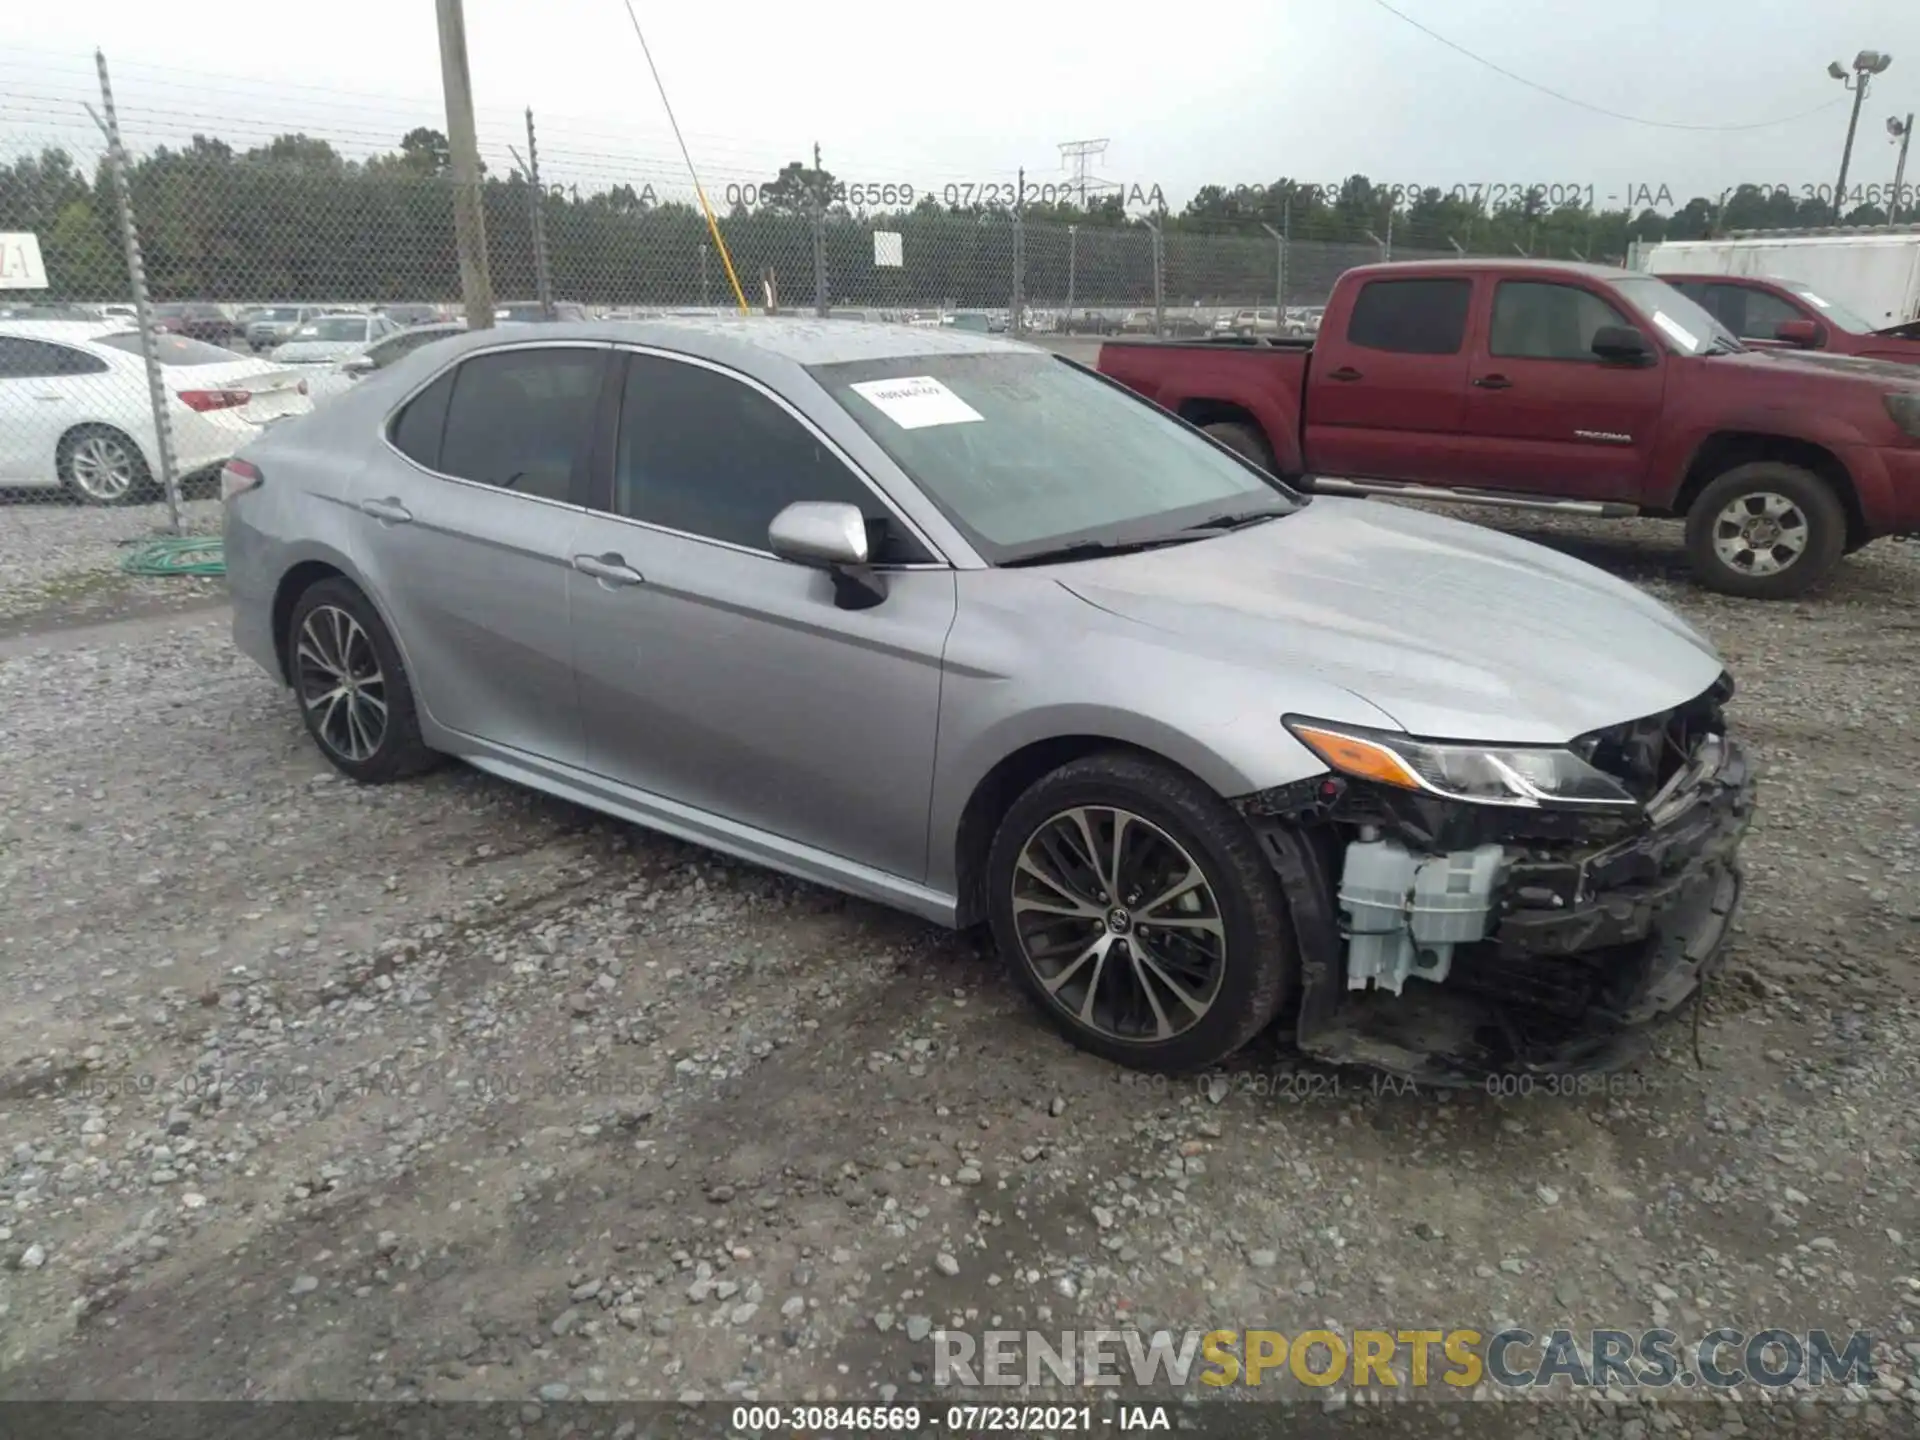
[1096,259,1920,599]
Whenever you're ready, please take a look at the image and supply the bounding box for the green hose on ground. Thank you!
[120,536,226,577]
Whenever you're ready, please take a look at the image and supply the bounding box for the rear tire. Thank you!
[58,425,150,506]
[1684,462,1848,600]
[986,750,1294,1073]
[1203,420,1275,472]
[286,577,439,784]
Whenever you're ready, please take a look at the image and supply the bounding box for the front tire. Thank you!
[1684,462,1847,599]
[285,578,438,783]
[986,751,1295,1072]
[58,425,150,506]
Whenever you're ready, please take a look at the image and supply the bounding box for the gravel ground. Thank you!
[0,509,1916,1435]
[0,496,226,632]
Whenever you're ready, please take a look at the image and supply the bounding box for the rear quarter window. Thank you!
[389,370,456,469]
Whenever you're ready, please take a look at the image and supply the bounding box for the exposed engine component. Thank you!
[1336,833,1504,994]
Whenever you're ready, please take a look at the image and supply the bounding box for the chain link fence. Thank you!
[0,53,1655,539]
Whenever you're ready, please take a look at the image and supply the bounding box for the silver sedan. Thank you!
[222,319,1754,1082]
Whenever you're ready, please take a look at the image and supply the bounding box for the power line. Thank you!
[1364,0,1849,132]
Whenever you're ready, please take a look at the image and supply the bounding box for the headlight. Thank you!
[1284,718,1638,809]
[1884,391,1920,440]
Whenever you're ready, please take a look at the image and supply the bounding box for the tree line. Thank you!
[0,131,1900,311]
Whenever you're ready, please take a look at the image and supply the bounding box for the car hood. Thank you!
[1753,346,1920,380]
[271,340,363,363]
[1055,497,1726,743]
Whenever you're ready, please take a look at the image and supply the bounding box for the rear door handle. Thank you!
[358,497,413,524]
[1472,374,1514,390]
[573,552,645,587]
[34,393,64,402]
[1327,366,1363,381]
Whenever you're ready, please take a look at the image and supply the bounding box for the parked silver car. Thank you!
[222,320,1753,1081]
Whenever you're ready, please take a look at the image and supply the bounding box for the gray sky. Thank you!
[5,0,1917,211]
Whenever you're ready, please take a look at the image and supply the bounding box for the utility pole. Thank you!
[1892,114,1914,225]
[1828,50,1893,222]
[436,0,495,328]
[811,140,828,318]
[1058,138,1109,211]
[508,110,553,319]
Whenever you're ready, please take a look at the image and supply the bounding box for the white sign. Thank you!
[849,375,984,429]
[0,233,48,290]
[873,230,904,269]
[1648,309,1701,353]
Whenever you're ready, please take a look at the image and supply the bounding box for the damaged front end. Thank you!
[1237,675,1754,1086]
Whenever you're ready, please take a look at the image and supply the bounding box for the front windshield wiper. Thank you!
[1182,507,1290,533]
[1701,337,1744,356]
[1000,535,1200,567]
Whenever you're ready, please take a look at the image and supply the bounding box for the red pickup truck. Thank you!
[1096,259,1920,598]
[1659,272,1920,365]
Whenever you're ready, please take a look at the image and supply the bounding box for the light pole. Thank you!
[1892,114,1914,225]
[1829,50,1893,222]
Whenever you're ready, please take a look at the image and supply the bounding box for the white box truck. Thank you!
[1643,227,1920,330]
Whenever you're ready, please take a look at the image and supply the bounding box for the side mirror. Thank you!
[342,354,377,374]
[1591,325,1652,364]
[1774,318,1823,349]
[768,501,885,610]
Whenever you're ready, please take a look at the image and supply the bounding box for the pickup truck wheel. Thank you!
[1203,421,1274,472]
[1684,463,1847,600]
[987,751,1294,1073]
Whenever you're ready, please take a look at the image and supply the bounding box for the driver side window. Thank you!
[1490,281,1635,361]
[611,353,931,564]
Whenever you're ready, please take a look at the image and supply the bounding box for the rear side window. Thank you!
[389,370,455,468]
[436,347,602,503]
[1345,278,1472,355]
[0,336,109,376]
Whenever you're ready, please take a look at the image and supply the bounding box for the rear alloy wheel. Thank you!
[59,426,150,506]
[1685,462,1847,600]
[987,751,1294,1072]
[1202,420,1275,472]
[286,578,438,783]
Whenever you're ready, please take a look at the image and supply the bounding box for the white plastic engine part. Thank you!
[1336,837,1505,994]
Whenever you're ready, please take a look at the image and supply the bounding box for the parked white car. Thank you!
[269,312,401,367]
[0,322,311,502]
[301,321,470,407]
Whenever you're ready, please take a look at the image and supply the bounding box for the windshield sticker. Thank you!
[849,376,984,429]
[1649,310,1702,353]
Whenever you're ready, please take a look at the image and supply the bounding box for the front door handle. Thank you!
[34,393,64,402]
[1472,374,1514,390]
[573,552,645,587]
[358,497,413,524]
[1327,366,1363,382]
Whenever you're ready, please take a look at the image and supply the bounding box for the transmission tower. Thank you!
[1058,138,1109,208]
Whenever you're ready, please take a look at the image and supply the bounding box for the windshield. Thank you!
[258,307,303,322]
[291,317,368,342]
[1779,281,1876,334]
[95,332,242,366]
[1608,276,1739,354]
[810,352,1300,564]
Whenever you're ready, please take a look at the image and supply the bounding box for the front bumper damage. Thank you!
[1238,691,1755,1086]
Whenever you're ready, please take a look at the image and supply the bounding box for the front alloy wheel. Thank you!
[295,604,388,763]
[1709,491,1808,580]
[986,751,1295,1072]
[1011,806,1227,1043]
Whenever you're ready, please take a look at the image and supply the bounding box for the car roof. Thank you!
[1346,257,1632,281]
[0,320,129,342]
[419,315,1034,370]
